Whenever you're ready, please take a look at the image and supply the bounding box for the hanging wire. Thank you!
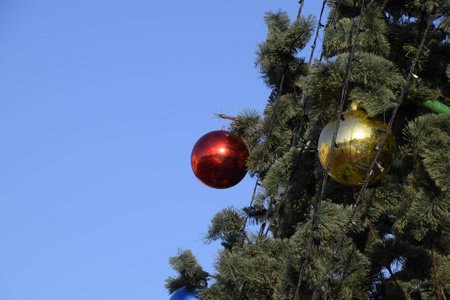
[319,0,341,61]
[236,67,288,300]
[240,71,286,236]
[244,0,315,239]
[260,139,313,239]
[310,3,441,299]
[308,0,328,65]
[257,130,311,240]
[239,2,331,296]
[237,5,309,296]
[297,0,305,20]
[293,0,372,299]
[257,0,332,241]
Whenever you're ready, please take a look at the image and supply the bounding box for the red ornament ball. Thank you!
[191,130,249,189]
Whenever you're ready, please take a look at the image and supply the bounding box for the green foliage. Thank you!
[403,113,450,192]
[439,13,450,33]
[403,44,429,71]
[199,238,288,300]
[407,84,440,107]
[322,1,391,58]
[284,201,371,299]
[203,207,246,250]
[230,108,261,153]
[166,2,450,299]
[394,114,450,246]
[261,147,299,198]
[301,51,404,117]
[165,249,209,293]
[255,11,314,89]
[245,93,305,180]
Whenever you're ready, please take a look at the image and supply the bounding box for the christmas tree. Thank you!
[166,0,450,299]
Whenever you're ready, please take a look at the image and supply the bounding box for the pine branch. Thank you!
[311,3,441,299]
[214,113,263,128]
[214,113,238,123]
[248,72,286,215]
[294,0,371,298]
[432,242,442,300]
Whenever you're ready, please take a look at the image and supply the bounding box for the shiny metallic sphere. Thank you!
[169,286,205,300]
[191,130,248,189]
[318,109,396,187]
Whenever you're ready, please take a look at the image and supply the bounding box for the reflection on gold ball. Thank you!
[318,109,395,187]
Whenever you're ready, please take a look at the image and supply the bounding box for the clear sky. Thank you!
[0,1,325,299]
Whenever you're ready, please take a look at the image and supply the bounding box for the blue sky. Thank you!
[0,1,325,299]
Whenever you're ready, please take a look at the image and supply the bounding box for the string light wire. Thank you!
[257,0,331,241]
[294,1,373,299]
[310,2,441,299]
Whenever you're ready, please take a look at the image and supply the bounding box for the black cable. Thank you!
[308,0,328,65]
[293,0,371,299]
[310,3,440,299]
[257,0,332,241]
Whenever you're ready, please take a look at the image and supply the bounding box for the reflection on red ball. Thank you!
[191,130,249,189]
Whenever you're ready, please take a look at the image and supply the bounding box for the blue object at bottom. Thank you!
[169,286,204,300]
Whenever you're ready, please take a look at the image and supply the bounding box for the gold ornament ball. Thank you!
[318,109,396,187]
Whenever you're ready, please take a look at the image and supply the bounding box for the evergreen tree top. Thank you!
[167,1,450,299]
